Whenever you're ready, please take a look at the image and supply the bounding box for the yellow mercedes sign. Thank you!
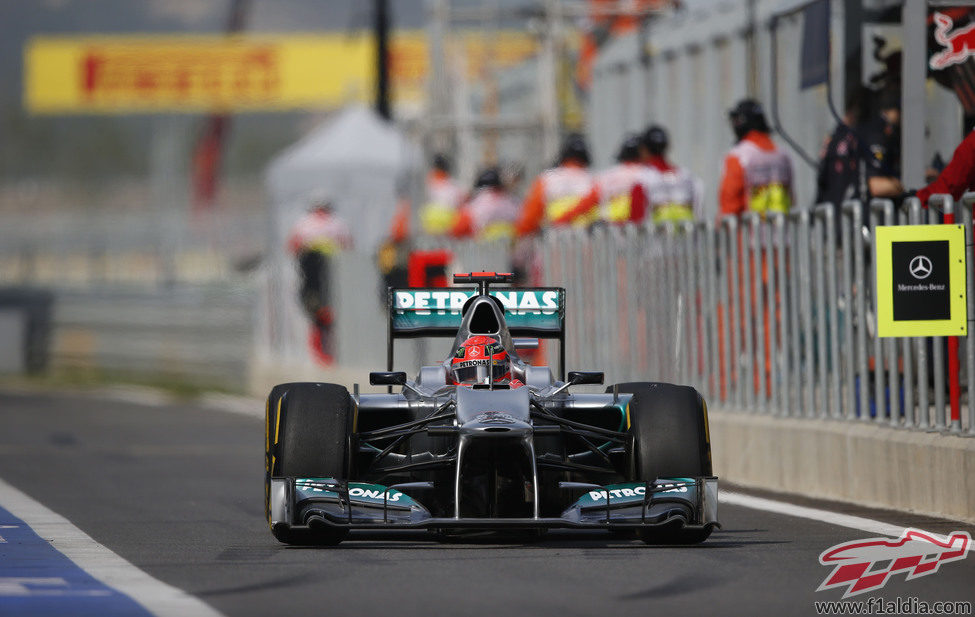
[875,224,968,337]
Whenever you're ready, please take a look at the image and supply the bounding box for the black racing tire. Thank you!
[610,382,713,545]
[265,382,352,546]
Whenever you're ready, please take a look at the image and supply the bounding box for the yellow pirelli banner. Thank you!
[24,32,538,114]
[25,34,381,113]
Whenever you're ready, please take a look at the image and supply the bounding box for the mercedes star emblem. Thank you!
[909,255,933,280]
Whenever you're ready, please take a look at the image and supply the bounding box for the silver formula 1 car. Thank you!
[265,272,718,545]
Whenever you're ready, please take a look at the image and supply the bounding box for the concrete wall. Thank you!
[710,407,975,524]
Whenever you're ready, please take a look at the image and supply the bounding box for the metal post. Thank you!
[538,0,561,163]
[927,204,947,431]
[868,200,886,423]
[931,194,963,433]
[623,226,640,382]
[653,224,674,380]
[701,220,719,403]
[787,214,803,417]
[897,205,914,428]
[723,217,742,408]
[906,199,930,429]
[684,221,700,389]
[840,202,857,420]
[817,206,841,419]
[901,1,927,191]
[664,224,681,383]
[633,228,649,377]
[847,202,870,421]
[374,0,391,120]
[718,220,733,405]
[573,229,587,370]
[872,200,900,426]
[797,209,815,417]
[738,212,759,413]
[812,209,829,418]
[595,226,613,377]
[962,193,975,436]
[644,225,659,380]
[754,215,769,412]
[772,212,788,415]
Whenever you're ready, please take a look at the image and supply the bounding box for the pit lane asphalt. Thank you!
[1,389,973,617]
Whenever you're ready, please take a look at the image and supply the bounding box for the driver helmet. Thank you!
[450,336,510,385]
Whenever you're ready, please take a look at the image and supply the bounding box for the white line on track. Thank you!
[721,491,908,537]
[0,477,225,617]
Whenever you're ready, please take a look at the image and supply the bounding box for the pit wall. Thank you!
[709,408,975,524]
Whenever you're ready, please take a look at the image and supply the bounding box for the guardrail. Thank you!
[536,195,974,436]
[0,211,265,288]
[50,284,256,390]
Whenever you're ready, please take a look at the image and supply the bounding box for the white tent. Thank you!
[265,105,422,253]
[260,106,423,366]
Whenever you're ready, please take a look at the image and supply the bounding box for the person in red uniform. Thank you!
[552,134,645,225]
[917,129,975,207]
[514,134,595,237]
[719,99,794,218]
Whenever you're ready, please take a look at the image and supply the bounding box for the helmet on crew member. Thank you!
[450,335,511,385]
[728,99,771,141]
[474,167,503,190]
[641,125,669,157]
[432,153,452,174]
[558,133,591,166]
[305,187,334,213]
[617,134,642,163]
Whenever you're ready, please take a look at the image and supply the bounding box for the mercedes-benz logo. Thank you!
[909,255,933,280]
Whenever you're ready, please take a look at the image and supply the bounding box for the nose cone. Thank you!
[460,411,532,438]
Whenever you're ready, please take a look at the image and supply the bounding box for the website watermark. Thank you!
[814,596,972,615]
[817,529,971,598]
[814,529,972,615]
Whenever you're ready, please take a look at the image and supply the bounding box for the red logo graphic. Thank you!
[817,529,971,598]
[931,12,975,70]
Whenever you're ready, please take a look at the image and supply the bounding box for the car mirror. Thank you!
[513,337,539,350]
[370,371,407,386]
[568,371,604,385]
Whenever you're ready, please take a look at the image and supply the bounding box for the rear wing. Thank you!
[386,287,566,378]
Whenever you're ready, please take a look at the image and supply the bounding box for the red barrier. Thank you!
[407,250,452,288]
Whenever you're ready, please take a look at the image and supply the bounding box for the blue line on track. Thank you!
[0,504,153,617]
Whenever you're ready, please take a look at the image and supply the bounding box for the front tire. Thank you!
[265,382,352,545]
[611,382,713,545]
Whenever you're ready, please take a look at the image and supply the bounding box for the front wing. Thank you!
[269,476,719,533]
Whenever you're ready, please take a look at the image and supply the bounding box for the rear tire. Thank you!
[265,382,352,546]
[611,382,713,545]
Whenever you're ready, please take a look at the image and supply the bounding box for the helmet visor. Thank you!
[452,359,509,384]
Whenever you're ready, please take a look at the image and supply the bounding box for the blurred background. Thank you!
[1,0,972,397]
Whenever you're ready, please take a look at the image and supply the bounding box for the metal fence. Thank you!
[537,194,975,437]
[0,210,265,288]
[49,284,256,390]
